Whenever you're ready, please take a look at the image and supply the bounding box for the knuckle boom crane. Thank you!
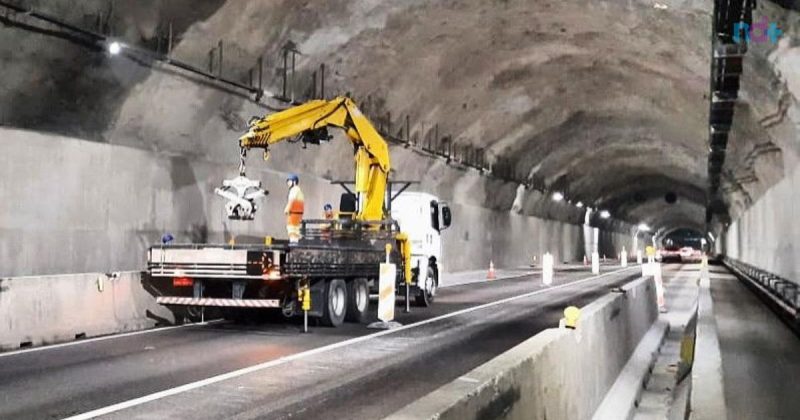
[149,97,451,326]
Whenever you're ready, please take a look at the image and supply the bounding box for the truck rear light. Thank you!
[263,268,282,280]
[173,276,194,287]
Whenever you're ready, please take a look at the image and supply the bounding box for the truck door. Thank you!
[430,200,451,268]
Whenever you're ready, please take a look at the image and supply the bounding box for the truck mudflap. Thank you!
[156,296,280,308]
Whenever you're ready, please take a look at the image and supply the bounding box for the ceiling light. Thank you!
[108,41,122,55]
[637,223,651,232]
[575,201,584,208]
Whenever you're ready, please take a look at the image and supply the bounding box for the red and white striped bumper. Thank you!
[156,296,280,308]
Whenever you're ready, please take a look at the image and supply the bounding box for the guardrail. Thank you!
[722,257,799,329]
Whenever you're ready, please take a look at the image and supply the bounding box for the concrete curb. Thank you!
[591,319,670,420]
[386,276,658,420]
[689,272,728,420]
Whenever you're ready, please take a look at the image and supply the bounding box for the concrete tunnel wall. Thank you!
[0,127,630,277]
[719,163,800,283]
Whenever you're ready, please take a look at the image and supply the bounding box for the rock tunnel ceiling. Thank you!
[1,0,798,235]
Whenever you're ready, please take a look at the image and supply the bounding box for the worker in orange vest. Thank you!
[321,203,335,241]
[284,174,304,243]
[323,203,334,220]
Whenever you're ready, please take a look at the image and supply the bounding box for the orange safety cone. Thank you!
[487,260,496,280]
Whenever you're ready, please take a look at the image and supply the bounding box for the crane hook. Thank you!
[238,147,247,176]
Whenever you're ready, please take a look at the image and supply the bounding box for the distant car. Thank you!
[657,246,682,263]
[680,247,702,262]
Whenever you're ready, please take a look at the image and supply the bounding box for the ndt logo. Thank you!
[733,16,782,44]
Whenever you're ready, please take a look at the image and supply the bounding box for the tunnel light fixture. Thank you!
[637,223,651,232]
[575,201,584,208]
[552,192,564,202]
[108,41,122,55]
[599,210,611,219]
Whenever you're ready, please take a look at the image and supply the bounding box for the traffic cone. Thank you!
[487,260,496,280]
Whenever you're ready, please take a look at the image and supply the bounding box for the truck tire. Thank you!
[415,265,438,307]
[345,278,370,323]
[321,279,347,327]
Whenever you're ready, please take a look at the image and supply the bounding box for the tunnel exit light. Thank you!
[599,210,611,219]
[552,192,564,202]
[108,41,122,55]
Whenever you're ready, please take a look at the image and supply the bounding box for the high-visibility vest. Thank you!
[285,185,305,226]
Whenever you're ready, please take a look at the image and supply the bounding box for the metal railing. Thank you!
[723,256,800,322]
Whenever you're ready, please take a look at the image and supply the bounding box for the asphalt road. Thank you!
[0,266,640,420]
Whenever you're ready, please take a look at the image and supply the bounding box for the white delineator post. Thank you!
[621,247,628,267]
[641,262,666,311]
[591,251,600,274]
[377,262,396,323]
[368,244,401,329]
[542,252,554,286]
[654,263,665,311]
[636,250,643,265]
[701,254,709,279]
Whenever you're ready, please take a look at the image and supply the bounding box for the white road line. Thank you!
[0,320,222,359]
[440,270,540,288]
[62,267,637,420]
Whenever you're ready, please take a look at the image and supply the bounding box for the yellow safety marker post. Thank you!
[562,306,581,329]
[264,236,273,246]
[677,308,698,381]
[645,245,656,263]
[394,243,411,314]
[299,282,311,333]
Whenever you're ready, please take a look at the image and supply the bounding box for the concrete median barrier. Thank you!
[386,276,658,420]
[0,271,176,351]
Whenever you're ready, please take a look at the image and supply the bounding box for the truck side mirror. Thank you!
[441,206,452,230]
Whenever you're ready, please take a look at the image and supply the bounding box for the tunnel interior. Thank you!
[0,0,798,276]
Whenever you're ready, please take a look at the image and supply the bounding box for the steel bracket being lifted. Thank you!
[214,175,267,220]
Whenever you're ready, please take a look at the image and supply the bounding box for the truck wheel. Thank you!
[321,279,347,327]
[346,278,370,323]
[415,266,438,307]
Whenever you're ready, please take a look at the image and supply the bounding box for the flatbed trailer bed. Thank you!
[147,220,411,326]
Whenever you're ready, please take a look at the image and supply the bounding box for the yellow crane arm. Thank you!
[239,96,390,222]
[238,96,412,284]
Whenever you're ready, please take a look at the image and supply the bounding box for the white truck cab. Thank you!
[390,192,451,306]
